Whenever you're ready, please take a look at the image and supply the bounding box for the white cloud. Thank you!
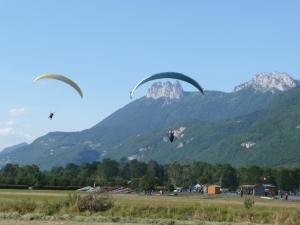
[8,107,25,116]
[6,120,16,126]
[0,127,14,136]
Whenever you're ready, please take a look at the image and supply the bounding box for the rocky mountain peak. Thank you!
[234,72,297,93]
[146,81,184,100]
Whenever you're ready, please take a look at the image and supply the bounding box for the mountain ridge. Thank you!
[146,81,184,100]
[106,86,300,167]
[234,72,297,93]
[0,142,28,154]
[1,72,299,169]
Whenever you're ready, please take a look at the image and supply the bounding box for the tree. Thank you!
[238,166,263,185]
[0,164,19,184]
[122,160,146,179]
[97,159,120,182]
[276,168,295,191]
[146,160,163,179]
[139,176,159,192]
[219,164,238,190]
[78,162,98,185]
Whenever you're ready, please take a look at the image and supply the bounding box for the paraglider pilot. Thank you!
[169,130,175,143]
[49,112,54,120]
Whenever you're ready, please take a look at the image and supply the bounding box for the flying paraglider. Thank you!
[33,74,83,120]
[33,74,83,98]
[130,72,204,98]
[168,130,175,143]
[49,112,54,120]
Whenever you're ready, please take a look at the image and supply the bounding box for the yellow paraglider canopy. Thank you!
[33,74,83,98]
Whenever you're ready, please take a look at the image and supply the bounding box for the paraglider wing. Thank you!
[33,74,83,98]
[130,72,204,98]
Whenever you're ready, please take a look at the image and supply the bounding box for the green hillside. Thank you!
[0,88,285,169]
[207,86,300,167]
[108,86,300,167]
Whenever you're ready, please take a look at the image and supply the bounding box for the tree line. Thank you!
[0,159,299,192]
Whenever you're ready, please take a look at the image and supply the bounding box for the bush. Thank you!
[63,193,113,213]
[244,196,255,209]
[77,193,113,212]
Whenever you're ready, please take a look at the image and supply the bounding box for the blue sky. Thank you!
[0,0,300,149]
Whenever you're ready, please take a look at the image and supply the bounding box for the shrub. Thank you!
[63,192,113,213]
[243,196,255,209]
[77,193,113,212]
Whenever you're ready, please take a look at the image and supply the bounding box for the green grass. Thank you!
[0,190,299,224]
[0,189,72,194]
[100,194,300,224]
[0,189,72,202]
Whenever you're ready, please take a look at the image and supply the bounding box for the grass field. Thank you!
[0,218,271,225]
[0,189,299,225]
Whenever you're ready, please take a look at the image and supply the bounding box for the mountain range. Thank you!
[1,72,300,169]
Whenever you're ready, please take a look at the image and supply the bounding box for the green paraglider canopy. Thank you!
[130,72,204,98]
[33,74,83,98]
